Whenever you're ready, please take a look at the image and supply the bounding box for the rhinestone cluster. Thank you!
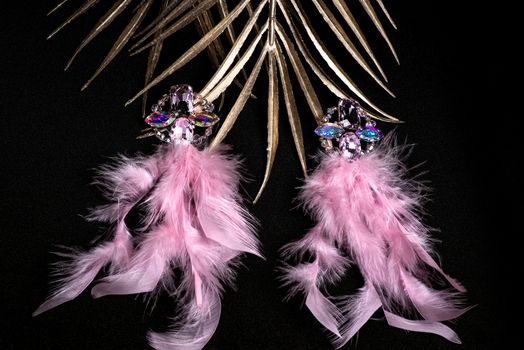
[141,84,219,146]
[315,98,384,160]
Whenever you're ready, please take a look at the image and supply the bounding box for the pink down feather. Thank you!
[281,138,470,347]
[34,142,262,350]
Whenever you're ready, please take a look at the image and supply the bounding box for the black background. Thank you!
[0,1,513,349]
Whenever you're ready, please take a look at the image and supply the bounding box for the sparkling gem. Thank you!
[170,84,194,114]
[193,94,215,114]
[356,124,384,142]
[155,129,171,143]
[320,139,333,150]
[145,111,176,128]
[204,101,214,113]
[314,123,345,139]
[364,142,376,154]
[339,132,362,159]
[338,98,362,128]
[339,119,351,128]
[172,117,193,141]
[366,118,376,126]
[190,112,220,127]
[326,106,337,115]
[175,117,190,128]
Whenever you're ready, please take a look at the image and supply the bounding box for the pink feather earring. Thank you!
[281,98,470,346]
[33,84,262,350]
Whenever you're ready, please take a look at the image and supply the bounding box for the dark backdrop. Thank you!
[1,1,512,349]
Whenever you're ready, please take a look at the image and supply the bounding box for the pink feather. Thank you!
[281,226,348,336]
[33,154,160,316]
[282,138,469,346]
[35,142,261,350]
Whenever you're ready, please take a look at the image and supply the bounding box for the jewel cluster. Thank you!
[315,98,384,160]
[142,84,219,146]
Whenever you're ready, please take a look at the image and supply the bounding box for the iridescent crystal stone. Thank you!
[144,111,176,128]
[356,124,384,142]
[172,117,193,141]
[338,132,361,159]
[190,112,220,127]
[314,123,345,139]
[338,98,362,128]
[170,84,194,114]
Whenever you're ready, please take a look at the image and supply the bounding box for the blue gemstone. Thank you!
[314,123,345,139]
[145,111,176,128]
[356,125,384,142]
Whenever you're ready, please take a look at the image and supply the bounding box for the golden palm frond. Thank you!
[48,0,399,201]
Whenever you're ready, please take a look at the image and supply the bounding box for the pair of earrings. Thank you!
[34,84,468,349]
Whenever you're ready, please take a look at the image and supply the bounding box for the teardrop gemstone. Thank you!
[190,112,220,127]
[314,123,344,139]
[356,124,384,142]
[170,84,194,114]
[338,132,361,159]
[144,111,176,128]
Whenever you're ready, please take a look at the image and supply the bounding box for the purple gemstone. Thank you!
[338,98,362,128]
[170,84,194,114]
[144,111,176,128]
[338,132,361,159]
[172,117,192,141]
[175,117,190,128]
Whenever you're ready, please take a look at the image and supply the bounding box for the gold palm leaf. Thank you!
[48,0,399,202]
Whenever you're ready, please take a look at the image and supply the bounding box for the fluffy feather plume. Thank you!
[282,138,469,346]
[34,142,261,350]
[33,154,160,316]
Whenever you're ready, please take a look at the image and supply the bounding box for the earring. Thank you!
[281,97,470,346]
[33,84,262,350]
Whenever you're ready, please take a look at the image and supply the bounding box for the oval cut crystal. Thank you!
[170,84,194,114]
[338,98,362,128]
[190,112,219,127]
[314,123,344,139]
[145,111,176,128]
[356,125,384,142]
[172,117,193,141]
[338,132,361,159]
